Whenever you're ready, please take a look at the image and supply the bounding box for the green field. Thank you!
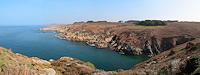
[88,25,118,27]
[126,25,164,29]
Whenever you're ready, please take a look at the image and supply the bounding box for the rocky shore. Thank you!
[39,22,198,57]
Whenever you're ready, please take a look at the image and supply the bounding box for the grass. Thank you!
[88,25,118,27]
[85,62,96,69]
[126,25,164,29]
[174,48,186,53]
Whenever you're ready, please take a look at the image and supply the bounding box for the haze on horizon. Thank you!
[0,0,200,25]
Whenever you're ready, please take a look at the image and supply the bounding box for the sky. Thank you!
[0,0,200,25]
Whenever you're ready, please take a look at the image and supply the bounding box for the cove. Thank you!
[0,25,149,71]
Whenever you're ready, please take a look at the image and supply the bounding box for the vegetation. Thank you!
[174,48,186,53]
[0,47,97,75]
[185,53,200,74]
[137,20,167,26]
[0,47,41,75]
[85,62,96,69]
[126,25,164,29]
[89,25,118,27]
[87,21,94,23]
[117,69,124,72]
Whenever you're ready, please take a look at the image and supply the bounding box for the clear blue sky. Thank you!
[0,0,200,25]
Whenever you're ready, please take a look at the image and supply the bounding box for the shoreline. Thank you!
[39,22,197,57]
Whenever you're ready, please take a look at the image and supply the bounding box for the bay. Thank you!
[0,25,149,71]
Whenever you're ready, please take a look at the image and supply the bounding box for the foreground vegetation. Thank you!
[0,47,97,75]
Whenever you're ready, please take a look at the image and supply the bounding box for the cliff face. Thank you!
[40,22,199,57]
[118,42,200,75]
[0,47,117,75]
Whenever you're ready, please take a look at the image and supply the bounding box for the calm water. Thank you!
[0,25,149,71]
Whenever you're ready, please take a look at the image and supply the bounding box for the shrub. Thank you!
[185,54,200,74]
[186,42,195,49]
[117,69,124,72]
[85,62,96,69]
[136,20,167,26]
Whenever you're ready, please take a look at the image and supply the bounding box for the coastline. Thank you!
[39,22,198,57]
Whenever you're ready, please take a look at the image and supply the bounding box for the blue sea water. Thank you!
[0,25,149,71]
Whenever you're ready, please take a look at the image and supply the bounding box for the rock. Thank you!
[32,59,51,65]
[132,48,143,55]
[126,46,143,55]
[106,32,110,35]
[96,44,108,48]
[112,43,117,47]
[49,59,55,62]
[60,57,73,60]
[92,70,117,75]
[117,45,122,50]
[143,41,153,55]
[111,40,116,45]
[105,36,113,42]
[152,45,160,54]
[43,68,56,75]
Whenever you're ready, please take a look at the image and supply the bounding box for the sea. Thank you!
[0,25,149,71]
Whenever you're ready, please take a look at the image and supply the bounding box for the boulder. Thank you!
[105,36,113,42]
[42,68,56,75]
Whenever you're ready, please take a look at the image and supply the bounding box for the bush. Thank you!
[136,20,167,26]
[185,54,200,74]
[85,62,96,69]
[117,69,124,72]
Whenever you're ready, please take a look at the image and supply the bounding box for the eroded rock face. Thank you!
[119,42,200,75]
[143,41,153,55]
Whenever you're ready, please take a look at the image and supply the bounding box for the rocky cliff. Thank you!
[40,22,199,57]
[118,42,200,75]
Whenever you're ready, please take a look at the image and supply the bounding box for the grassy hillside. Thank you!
[0,47,97,75]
